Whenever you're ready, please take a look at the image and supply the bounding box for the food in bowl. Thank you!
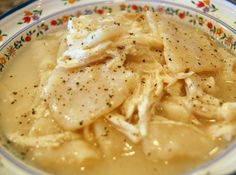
[0,11,236,175]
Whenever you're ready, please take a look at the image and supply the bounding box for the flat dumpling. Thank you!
[29,117,63,136]
[43,64,137,130]
[142,117,215,160]
[159,19,224,73]
[93,119,134,157]
[30,140,100,175]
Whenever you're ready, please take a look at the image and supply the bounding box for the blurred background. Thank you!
[0,0,26,14]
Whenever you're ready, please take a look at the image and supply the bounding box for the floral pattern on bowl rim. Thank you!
[0,0,235,45]
[0,0,236,175]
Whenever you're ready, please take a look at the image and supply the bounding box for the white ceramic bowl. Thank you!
[0,0,236,174]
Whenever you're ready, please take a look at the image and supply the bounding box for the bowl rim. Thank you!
[1,0,236,52]
[0,0,235,21]
[0,1,236,175]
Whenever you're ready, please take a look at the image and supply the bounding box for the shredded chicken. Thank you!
[184,77,236,121]
[208,122,236,141]
[3,12,236,172]
[8,132,80,148]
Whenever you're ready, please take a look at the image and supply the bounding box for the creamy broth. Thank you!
[0,13,236,175]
